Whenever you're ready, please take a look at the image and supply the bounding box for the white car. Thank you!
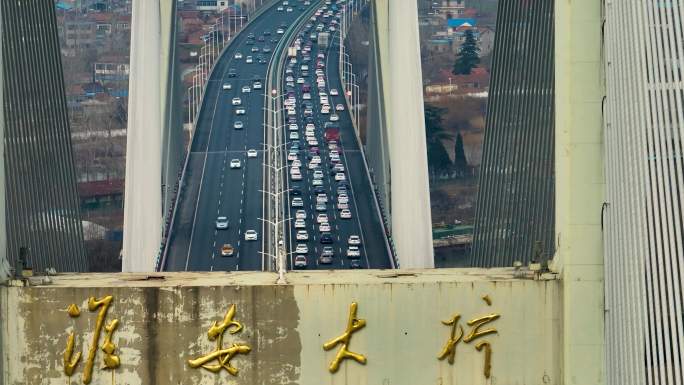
[235,107,246,115]
[316,203,327,211]
[338,194,349,204]
[291,173,302,181]
[242,85,251,93]
[288,152,298,161]
[222,83,232,90]
[231,97,242,105]
[308,162,319,170]
[277,28,285,34]
[294,219,306,228]
[313,170,324,179]
[234,52,243,59]
[303,93,311,100]
[312,179,323,186]
[335,172,346,181]
[230,159,241,169]
[291,159,302,167]
[295,209,307,219]
[330,88,339,96]
[215,216,229,230]
[296,243,308,254]
[337,202,349,210]
[321,107,330,115]
[247,149,258,158]
[286,7,293,12]
[316,194,328,203]
[245,229,258,241]
[290,132,299,140]
[246,56,253,64]
[340,209,352,219]
[311,156,321,164]
[347,246,361,257]
[330,114,339,122]
[233,121,244,129]
[348,235,361,245]
[253,81,262,89]
[336,104,345,111]
[319,223,331,232]
[289,124,299,131]
[306,123,315,130]
[292,197,304,207]
[294,255,308,268]
[296,230,309,240]
[277,6,284,11]
[317,213,329,224]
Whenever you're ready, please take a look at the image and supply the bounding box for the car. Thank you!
[222,83,232,90]
[230,159,241,169]
[335,172,346,181]
[291,172,302,181]
[295,209,307,219]
[291,187,302,196]
[340,209,352,219]
[263,46,271,53]
[294,219,306,228]
[296,230,309,240]
[315,203,327,212]
[297,77,305,84]
[317,213,329,223]
[245,230,258,241]
[337,202,349,210]
[216,216,229,230]
[228,69,237,77]
[294,255,308,268]
[221,244,235,257]
[336,104,345,111]
[234,52,243,59]
[253,81,262,89]
[347,246,361,258]
[277,5,284,10]
[233,121,244,130]
[312,179,323,186]
[318,255,333,264]
[347,235,362,246]
[292,197,304,207]
[251,46,259,52]
[330,114,339,122]
[338,194,349,204]
[313,170,324,179]
[286,7,293,12]
[290,132,299,140]
[247,149,258,158]
[277,28,285,34]
[292,159,302,167]
[231,97,242,105]
[288,152,298,161]
[330,88,339,95]
[349,259,362,269]
[235,107,246,115]
[242,85,251,93]
[321,107,330,115]
[296,243,309,254]
[308,162,319,170]
[319,223,331,232]
[258,35,265,42]
[316,193,328,203]
[320,233,334,244]
[246,56,253,64]
[289,123,299,131]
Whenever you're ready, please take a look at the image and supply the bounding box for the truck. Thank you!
[318,32,330,49]
[287,46,297,58]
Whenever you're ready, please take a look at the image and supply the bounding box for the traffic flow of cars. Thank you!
[280,1,366,269]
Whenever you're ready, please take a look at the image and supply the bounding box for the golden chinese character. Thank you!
[437,314,463,364]
[62,296,121,384]
[437,296,500,379]
[188,304,251,376]
[323,302,367,373]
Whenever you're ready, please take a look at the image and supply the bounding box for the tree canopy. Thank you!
[453,29,480,75]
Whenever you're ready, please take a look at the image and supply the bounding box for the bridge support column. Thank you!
[124,0,181,272]
[553,0,605,383]
[370,0,434,268]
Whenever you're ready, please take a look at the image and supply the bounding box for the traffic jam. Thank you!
[281,1,364,269]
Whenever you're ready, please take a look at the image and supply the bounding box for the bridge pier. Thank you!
[123,0,183,272]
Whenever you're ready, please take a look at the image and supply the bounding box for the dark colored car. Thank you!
[291,187,302,196]
[349,260,362,269]
[320,233,333,244]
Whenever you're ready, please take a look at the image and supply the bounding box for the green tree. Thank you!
[424,104,453,172]
[454,131,469,176]
[453,29,480,75]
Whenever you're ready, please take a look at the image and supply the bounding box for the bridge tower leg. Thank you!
[123,0,182,272]
[369,0,434,268]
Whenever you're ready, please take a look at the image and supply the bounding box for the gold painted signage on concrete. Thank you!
[1,270,560,385]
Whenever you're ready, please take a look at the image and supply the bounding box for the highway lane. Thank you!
[281,3,391,270]
[165,1,317,271]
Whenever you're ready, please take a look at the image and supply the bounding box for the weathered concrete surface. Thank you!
[1,269,561,384]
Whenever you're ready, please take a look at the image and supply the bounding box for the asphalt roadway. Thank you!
[164,0,391,272]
